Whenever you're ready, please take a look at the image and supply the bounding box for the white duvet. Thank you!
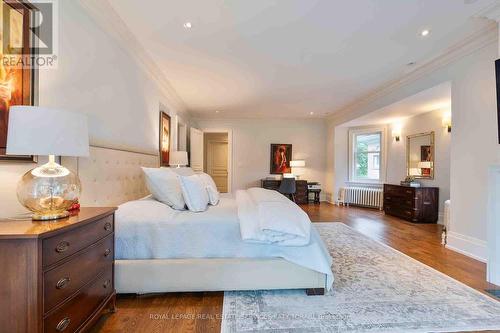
[237,188,311,246]
[115,193,334,289]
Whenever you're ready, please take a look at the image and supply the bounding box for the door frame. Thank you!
[202,128,233,193]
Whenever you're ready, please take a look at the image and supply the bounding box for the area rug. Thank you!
[221,223,500,333]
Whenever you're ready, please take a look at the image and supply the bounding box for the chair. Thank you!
[279,177,296,202]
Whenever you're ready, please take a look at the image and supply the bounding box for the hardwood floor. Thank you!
[91,203,499,333]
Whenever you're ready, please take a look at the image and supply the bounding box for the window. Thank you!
[349,128,385,182]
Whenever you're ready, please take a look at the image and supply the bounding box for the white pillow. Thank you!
[141,167,186,210]
[168,167,195,176]
[178,174,210,212]
[198,173,220,205]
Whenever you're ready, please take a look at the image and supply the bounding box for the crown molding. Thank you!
[327,22,498,125]
[78,0,188,115]
[473,2,500,22]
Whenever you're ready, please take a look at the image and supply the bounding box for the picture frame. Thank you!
[270,143,292,174]
[0,0,38,162]
[159,111,171,166]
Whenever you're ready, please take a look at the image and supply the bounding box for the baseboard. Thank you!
[446,231,487,263]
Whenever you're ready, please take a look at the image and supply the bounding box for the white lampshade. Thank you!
[6,106,89,157]
[290,160,306,167]
[170,151,188,166]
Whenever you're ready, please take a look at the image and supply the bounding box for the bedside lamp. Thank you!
[169,151,188,168]
[6,106,89,220]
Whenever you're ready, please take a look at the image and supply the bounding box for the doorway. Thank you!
[203,132,229,193]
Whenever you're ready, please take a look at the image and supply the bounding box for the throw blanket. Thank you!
[236,188,311,246]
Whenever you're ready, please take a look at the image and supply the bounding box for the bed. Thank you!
[63,146,333,295]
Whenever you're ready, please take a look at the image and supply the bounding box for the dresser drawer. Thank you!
[384,195,414,208]
[43,234,113,313]
[384,185,415,198]
[44,267,113,333]
[43,215,114,267]
[384,205,416,220]
[262,180,280,191]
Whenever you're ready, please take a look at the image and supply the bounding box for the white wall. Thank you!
[194,118,327,199]
[386,109,451,218]
[332,126,348,203]
[0,1,187,218]
[328,37,498,261]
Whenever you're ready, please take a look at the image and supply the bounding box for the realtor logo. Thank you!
[1,0,58,68]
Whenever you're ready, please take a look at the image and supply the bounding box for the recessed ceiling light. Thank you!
[215,110,220,113]
[183,22,192,29]
[309,112,314,115]
[421,29,430,37]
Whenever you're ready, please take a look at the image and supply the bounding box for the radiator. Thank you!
[337,186,383,210]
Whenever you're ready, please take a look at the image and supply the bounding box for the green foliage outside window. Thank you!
[356,142,368,177]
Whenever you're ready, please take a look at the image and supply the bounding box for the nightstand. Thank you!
[0,207,117,333]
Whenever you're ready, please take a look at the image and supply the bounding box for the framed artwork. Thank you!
[270,143,292,174]
[0,0,37,162]
[159,111,171,166]
[420,145,432,161]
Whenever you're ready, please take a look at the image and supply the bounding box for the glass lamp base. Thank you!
[32,211,70,221]
[17,157,81,222]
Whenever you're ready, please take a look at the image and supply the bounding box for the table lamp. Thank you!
[418,161,433,177]
[6,106,89,220]
[169,151,188,168]
[290,160,306,179]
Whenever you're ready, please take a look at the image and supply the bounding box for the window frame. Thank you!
[348,126,387,184]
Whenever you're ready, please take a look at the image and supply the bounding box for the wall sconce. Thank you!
[442,113,451,133]
[392,124,402,142]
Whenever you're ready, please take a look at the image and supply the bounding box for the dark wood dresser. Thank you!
[383,184,439,223]
[0,207,117,333]
[261,179,308,204]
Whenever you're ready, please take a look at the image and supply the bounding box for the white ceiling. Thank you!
[107,0,495,118]
[340,82,451,128]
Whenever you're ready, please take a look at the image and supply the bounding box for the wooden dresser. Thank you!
[0,207,117,333]
[261,179,308,204]
[383,184,439,223]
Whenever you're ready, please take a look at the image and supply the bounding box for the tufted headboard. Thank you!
[62,146,159,207]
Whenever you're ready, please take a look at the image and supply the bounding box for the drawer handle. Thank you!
[56,277,71,289]
[104,248,111,257]
[56,317,71,332]
[423,201,431,205]
[104,222,112,231]
[405,190,412,194]
[55,241,70,253]
[103,279,111,289]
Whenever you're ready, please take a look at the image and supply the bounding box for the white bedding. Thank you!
[237,188,311,246]
[115,195,334,289]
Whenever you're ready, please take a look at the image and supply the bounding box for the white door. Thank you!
[206,139,228,192]
[178,123,187,151]
[190,127,204,172]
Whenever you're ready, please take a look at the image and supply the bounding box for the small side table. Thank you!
[308,189,321,204]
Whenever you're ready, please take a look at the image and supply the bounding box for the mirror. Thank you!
[407,131,434,179]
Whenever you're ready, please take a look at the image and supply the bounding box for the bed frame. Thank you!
[62,146,327,295]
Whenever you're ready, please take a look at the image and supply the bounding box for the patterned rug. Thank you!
[221,223,500,333]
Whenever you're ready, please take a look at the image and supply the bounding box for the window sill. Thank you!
[346,181,384,188]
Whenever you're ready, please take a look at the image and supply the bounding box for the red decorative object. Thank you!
[68,202,80,211]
